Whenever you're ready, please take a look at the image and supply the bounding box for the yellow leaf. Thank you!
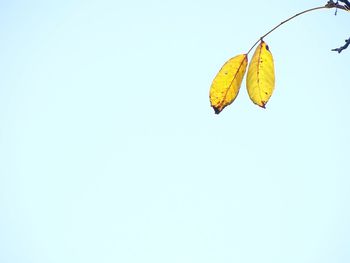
[246,41,275,108]
[209,54,248,114]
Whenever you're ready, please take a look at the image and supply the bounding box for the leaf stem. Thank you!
[246,2,348,55]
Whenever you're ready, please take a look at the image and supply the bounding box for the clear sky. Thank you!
[0,1,349,262]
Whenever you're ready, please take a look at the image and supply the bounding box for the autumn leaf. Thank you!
[209,54,248,114]
[246,41,275,108]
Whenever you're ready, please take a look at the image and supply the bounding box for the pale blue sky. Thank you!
[0,1,349,262]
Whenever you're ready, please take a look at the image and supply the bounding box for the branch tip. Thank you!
[332,37,350,53]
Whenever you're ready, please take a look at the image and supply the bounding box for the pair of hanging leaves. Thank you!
[209,41,275,114]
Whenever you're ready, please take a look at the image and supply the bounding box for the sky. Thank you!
[0,1,349,262]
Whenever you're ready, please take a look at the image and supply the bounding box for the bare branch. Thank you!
[326,0,350,10]
[338,0,350,9]
[246,1,349,55]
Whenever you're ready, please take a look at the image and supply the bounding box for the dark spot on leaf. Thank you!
[265,45,270,52]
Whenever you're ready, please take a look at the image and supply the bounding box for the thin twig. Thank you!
[246,1,349,55]
[338,0,350,9]
[327,0,350,10]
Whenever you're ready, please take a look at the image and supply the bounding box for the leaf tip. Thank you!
[213,106,221,114]
[260,101,266,109]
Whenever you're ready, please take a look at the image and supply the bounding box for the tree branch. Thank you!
[332,37,350,53]
[246,1,349,55]
[327,1,350,53]
[338,0,350,9]
[326,0,350,10]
